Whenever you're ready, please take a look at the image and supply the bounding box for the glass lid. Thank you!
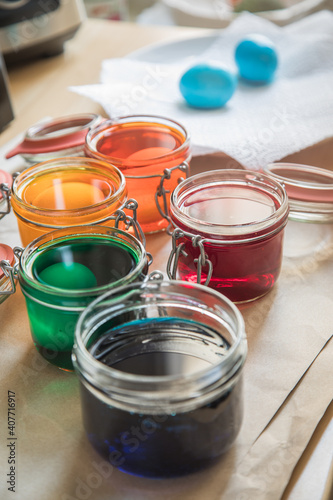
[5,114,103,159]
[264,163,333,223]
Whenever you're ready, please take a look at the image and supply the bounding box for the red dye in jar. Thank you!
[85,116,191,234]
[168,169,289,303]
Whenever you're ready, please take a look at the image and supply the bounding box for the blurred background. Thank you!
[1,0,331,67]
[83,0,155,21]
[88,0,333,26]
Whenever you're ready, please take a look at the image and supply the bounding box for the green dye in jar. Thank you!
[32,240,137,288]
[22,238,141,371]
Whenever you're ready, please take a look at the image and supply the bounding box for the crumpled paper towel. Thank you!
[70,11,333,169]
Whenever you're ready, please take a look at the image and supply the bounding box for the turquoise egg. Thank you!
[235,35,278,83]
[38,262,97,290]
[179,63,237,109]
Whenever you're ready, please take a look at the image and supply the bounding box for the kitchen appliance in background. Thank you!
[0,51,14,130]
[84,0,128,20]
[0,0,86,64]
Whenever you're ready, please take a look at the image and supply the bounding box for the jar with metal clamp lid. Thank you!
[10,157,130,246]
[5,113,103,164]
[73,279,247,478]
[264,162,333,264]
[167,169,289,303]
[16,225,151,371]
[85,115,191,234]
[264,162,333,223]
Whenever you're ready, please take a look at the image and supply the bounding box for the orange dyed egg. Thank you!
[33,182,105,210]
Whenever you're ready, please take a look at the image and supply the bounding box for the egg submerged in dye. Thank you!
[38,262,97,290]
[235,34,278,84]
[179,63,237,109]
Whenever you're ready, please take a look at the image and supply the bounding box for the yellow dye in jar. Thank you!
[11,158,127,246]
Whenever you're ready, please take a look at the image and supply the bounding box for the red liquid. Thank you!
[87,120,191,233]
[176,233,284,303]
[171,183,287,303]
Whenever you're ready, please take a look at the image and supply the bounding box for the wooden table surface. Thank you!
[0,18,332,500]
[0,20,202,145]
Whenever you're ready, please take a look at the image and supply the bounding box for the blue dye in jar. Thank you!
[73,280,247,478]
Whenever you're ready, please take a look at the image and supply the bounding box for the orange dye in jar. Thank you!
[85,116,191,234]
[11,157,127,246]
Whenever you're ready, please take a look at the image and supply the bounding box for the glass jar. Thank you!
[5,114,103,164]
[0,244,16,304]
[264,162,333,223]
[167,169,289,303]
[0,169,12,220]
[264,162,333,260]
[85,115,191,234]
[17,226,150,370]
[73,279,247,478]
[11,157,127,246]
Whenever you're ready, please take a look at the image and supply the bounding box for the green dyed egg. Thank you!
[38,262,97,290]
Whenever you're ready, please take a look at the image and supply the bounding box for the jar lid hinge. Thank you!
[155,162,189,235]
[112,198,146,249]
[0,183,11,219]
[167,229,213,286]
[0,249,21,297]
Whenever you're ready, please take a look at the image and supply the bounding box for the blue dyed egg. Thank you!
[179,63,237,109]
[235,35,278,83]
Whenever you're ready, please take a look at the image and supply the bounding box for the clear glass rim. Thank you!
[170,169,289,239]
[265,162,333,190]
[73,279,247,391]
[19,225,147,298]
[5,115,104,161]
[265,162,333,222]
[25,113,102,142]
[20,147,86,166]
[85,114,191,168]
[11,156,127,217]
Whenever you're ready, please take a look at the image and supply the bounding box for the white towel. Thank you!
[70,11,333,169]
